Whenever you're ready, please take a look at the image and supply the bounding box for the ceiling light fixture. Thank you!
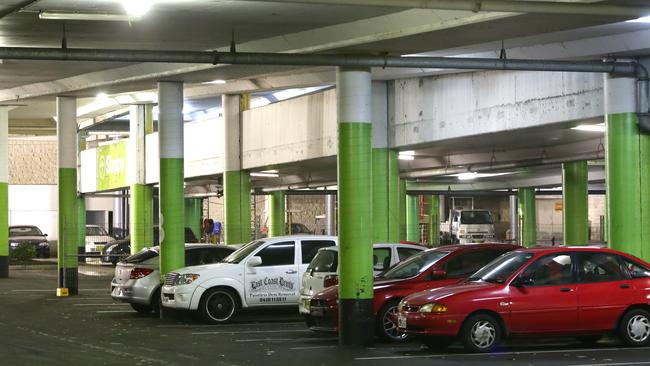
[121,0,154,17]
[571,123,606,132]
[627,16,650,23]
[203,79,227,85]
[39,11,142,21]
[251,172,280,178]
[398,150,416,161]
[457,172,479,181]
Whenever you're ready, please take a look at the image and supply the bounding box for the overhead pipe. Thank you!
[240,0,650,17]
[402,152,603,179]
[0,45,645,130]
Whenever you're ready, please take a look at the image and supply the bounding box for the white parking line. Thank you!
[46,297,109,301]
[354,346,650,361]
[235,337,337,343]
[96,310,135,314]
[192,329,311,335]
[290,345,338,350]
[72,303,130,306]
[572,363,650,366]
[156,321,303,328]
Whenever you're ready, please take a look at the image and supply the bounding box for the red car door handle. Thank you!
[620,284,631,289]
[559,288,573,292]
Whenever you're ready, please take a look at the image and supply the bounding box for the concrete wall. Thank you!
[9,137,57,185]
[390,71,603,147]
[536,194,605,243]
[242,89,337,169]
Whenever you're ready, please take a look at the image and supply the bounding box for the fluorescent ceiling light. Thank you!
[122,0,154,16]
[39,11,141,21]
[204,79,227,85]
[457,172,478,180]
[261,170,278,174]
[96,93,110,101]
[571,123,606,132]
[627,16,650,23]
[251,172,279,178]
[398,150,415,160]
[452,172,515,181]
[398,155,415,161]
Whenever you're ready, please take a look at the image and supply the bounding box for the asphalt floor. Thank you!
[1,266,650,366]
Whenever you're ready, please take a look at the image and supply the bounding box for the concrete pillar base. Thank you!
[58,267,78,295]
[0,256,8,278]
[339,299,374,346]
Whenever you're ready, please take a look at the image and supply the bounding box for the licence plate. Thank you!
[398,314,406,329]
[303,299,310,311]
[95,245,104,252]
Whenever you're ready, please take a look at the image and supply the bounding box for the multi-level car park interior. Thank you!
[5,0,650,365]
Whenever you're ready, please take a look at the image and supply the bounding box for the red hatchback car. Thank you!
[306,243,521,341]
[397,246,650,352]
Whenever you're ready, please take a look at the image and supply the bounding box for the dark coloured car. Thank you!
[102,227,200,265]
[398,246,650,352]
[307,243,520,341]
[8,225,50,258]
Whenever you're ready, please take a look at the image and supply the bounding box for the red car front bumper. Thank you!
[397,311,463,336]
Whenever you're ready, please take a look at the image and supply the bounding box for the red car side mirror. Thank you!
[431,269,447,280]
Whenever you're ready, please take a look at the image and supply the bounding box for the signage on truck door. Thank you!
[245,241,300,305]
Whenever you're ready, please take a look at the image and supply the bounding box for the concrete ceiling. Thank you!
[2,0,649,191]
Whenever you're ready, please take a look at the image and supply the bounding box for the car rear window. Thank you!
[124,248,159,263]
[307,249,338,273]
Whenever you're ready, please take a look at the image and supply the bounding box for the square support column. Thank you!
[0,107,8,278]
[267,191,286,237]
[562,161,589,245]
[129,104,154,254]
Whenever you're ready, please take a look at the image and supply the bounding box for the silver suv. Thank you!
[111,244,236,314]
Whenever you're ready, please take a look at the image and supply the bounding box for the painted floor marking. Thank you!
[354,346,650,361]
[192,329,311,335]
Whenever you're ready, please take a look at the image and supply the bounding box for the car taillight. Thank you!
[323,274,338,288]
[130,268,154,279]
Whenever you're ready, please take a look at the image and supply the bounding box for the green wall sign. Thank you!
[97,140,127,191]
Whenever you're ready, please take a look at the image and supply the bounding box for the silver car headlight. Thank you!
[174,274,200,285]
[9,242,19,248]
[39,242,49,247]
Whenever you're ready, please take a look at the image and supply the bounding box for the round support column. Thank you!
[406,194,420,243]
[398,179,407,241]
[517,188,537,247]
[605,75,650,259]
[184,198,202,241]
[337,67,374,346]
[428,195,440,246]
[0,107,8,278]
[129,104,154,254]
[222,94,251,245]
[562,161,589,245]
[371,81,399,243]
[57,96,79,294]
[268,191,286,237]
[158,82,185,275]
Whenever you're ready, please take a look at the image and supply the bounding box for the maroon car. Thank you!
[306,243,521,341]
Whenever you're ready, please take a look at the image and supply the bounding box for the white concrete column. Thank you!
[326,194,336,236]
[509,194,518,242]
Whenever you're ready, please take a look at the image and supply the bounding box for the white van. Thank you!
[161,235,337,323]
[298,243,424,315]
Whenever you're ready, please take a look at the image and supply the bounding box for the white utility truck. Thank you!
[440,209,496,244]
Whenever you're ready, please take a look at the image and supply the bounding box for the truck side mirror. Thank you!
[247,256,262,267]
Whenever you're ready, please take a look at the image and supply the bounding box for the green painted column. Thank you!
[605,75,650,260]
[371,81,399,244]
[428,195,440,247]
[562,161,589,245]
[76,196,86,254]
[398,179,407,241]
[129,104,154,254]
[158,82,185,276]
[0,107,8,278]
[267,191,286,237]
[184,198,202,241]
[222,94,251,245]
[517,188,537,248]
[406,194,420,243]
[337,67,374,346]
[57,97,79,293]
